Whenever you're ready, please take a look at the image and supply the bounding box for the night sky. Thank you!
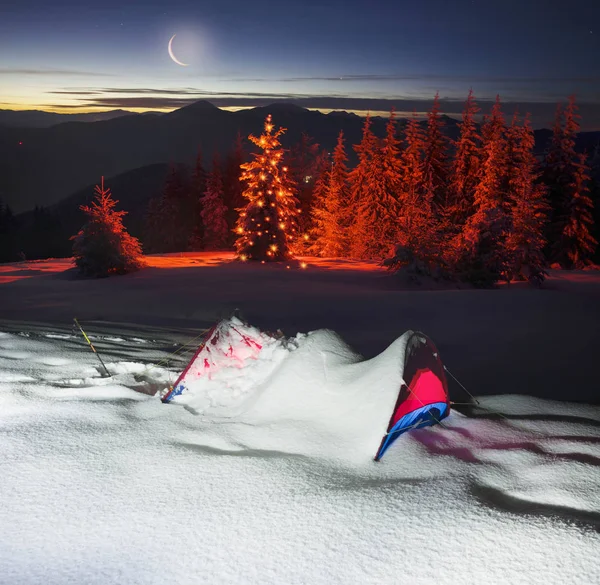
[1,0,599,128]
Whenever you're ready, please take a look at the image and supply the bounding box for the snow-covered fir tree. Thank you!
[289,133,321,240]
[293,150,328,255]
[222,133,246,242]
[504,114,549,283]
[423,93,449,209]
[544,96,597,267]
[459,96,509,284]
[379,110,403,244]
[72,177,144,277]
[557,152,597,268]
[449,90,481,227]
[0,200,16,262]
[201,154,229,250]
[544,102,568,239]
[189,148,208,250]
[234,115,300,261]
[347,116,390,259]
[145,164,191,253]
[310,131,350,257]
[397,115,439,258]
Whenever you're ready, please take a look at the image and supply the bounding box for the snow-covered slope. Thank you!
[1,328,599,585]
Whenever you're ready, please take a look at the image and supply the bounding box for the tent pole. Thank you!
[444,366,480,405]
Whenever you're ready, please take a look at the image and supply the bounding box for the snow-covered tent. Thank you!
[162,318,450,461]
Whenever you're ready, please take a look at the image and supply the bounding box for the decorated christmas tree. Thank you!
[72,177,144,277]
[234,115,300,261]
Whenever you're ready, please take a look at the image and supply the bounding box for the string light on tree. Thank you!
[234,114,300,261]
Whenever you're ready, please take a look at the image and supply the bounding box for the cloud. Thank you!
[44,87,600,129]
[0,68,114,77]
[224,74,600,85]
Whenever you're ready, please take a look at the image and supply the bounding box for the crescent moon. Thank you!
[168,35,189,67]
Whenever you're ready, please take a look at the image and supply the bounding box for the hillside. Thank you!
[0,102,462,213]
[2,101,597,214]
[0,108,136,128]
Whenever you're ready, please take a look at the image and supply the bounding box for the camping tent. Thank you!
[162,318,450,461]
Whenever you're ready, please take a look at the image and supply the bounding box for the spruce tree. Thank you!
[347,116,388,259]
[423,93,449,209]
[234,115,300,261]
[189,148,208,250]
[449,90,481,226]
[0,200,17,263]
[544,96,597,267]
[294,150,328,255]
[145,164,191,253]
[222,133,246,241]
[379,110,403,244]
[289,133,321,239]
[504,114,549,282]
[558,153,597,268]
[397,116,438,257]
[460,96,509,284]
[311,131,349,257]
[201,154,229,250]
[72,177,143,277]
[591,144,600,264]
[544,103,569,230]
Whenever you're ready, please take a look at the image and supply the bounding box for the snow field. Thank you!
[1,329,599,585]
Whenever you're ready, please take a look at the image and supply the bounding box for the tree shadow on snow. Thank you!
[472,484,600,533]
[173,440,311,462]
[452,404,600,431]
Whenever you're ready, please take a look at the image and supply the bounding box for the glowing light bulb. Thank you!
[236,227,244,234]
[240,254,248,261]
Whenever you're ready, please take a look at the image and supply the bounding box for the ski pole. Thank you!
[73,318,111,378]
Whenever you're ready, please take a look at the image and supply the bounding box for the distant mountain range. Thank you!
[0,108,139,128]
[1,100,598,213]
